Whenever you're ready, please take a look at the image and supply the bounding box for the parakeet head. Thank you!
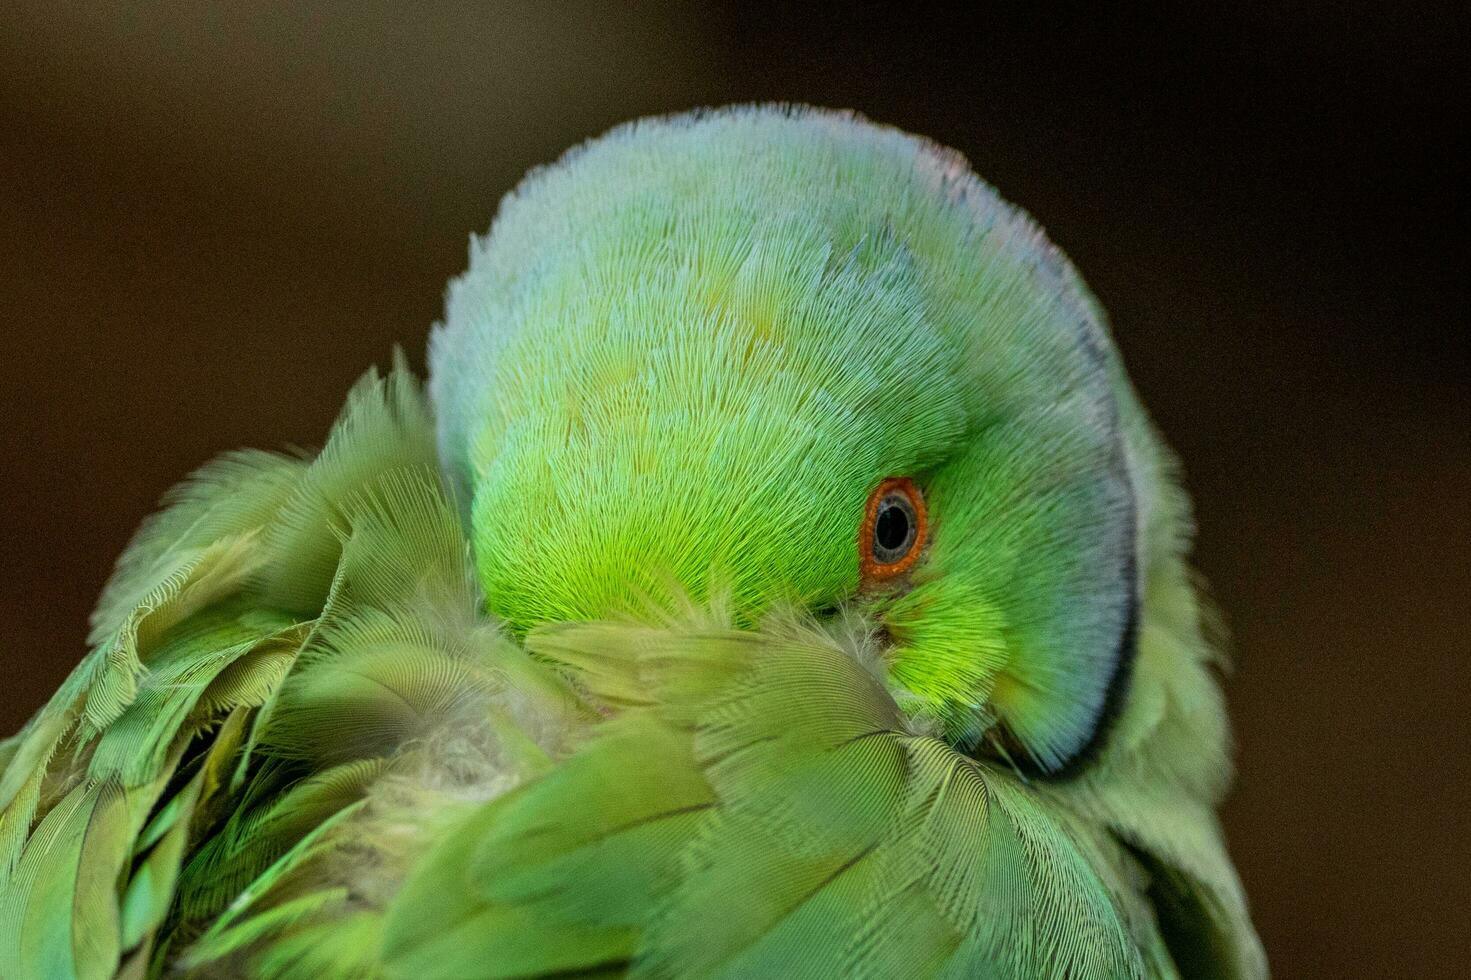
[431,106,1139,775]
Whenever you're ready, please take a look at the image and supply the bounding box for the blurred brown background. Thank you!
[1,3,1465,975]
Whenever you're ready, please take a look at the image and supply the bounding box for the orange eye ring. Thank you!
[859,477,928,584]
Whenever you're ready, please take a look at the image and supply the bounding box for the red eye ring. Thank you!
[859,477,927,584]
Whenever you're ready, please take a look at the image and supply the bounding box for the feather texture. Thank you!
[0,362,577,978]
[2,106,1263,979]
[386,618,1155,978]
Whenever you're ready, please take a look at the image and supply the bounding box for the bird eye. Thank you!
[860,477,927,582]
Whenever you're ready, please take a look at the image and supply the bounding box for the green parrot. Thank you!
[0,105,1265,979]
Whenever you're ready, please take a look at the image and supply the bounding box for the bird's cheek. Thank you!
[877,576,1012,746]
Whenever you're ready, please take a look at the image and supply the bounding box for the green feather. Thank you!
[2,106,1264,979]
[383,617,1153,979]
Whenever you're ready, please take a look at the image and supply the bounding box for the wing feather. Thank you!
[0,361,576,979]
[383,620,1155,979]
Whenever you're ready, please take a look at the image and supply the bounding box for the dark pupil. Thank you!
[874,500,911,553]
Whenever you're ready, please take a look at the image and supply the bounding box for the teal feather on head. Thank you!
[433,106,1135,773]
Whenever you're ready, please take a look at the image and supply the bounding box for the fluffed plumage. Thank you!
[0,105,1264,978]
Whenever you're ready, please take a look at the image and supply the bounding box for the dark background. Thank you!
[2,4,1465,976]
